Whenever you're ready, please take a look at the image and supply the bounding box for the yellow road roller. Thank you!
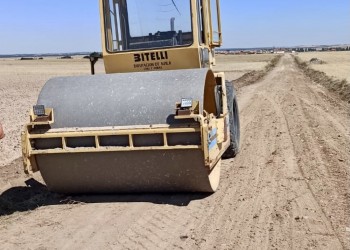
[21,0,240,193]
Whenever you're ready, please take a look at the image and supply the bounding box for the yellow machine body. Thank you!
[21,0,240,193]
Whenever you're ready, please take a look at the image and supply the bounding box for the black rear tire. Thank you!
[222,80,240,159]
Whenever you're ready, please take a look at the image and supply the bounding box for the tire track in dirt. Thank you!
[177,54,349,249]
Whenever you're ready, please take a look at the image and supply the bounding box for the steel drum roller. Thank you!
[35,69,220,193]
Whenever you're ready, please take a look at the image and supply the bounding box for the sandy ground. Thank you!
[214,54,278,81]
[0,55,349,249]
[296,51,350,82]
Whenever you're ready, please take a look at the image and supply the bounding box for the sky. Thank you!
[0,0,349,54]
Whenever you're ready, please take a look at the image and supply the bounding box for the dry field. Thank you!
[0,55,349,249]
[296,51,350,82]
[213,54,279,81]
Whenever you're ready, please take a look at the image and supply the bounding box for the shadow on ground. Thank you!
[0,178,210,216]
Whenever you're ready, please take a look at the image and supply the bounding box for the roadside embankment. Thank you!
[233,55,282,89]
[294,56,350,102]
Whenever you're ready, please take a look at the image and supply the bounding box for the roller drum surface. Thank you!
[37,69,210,128]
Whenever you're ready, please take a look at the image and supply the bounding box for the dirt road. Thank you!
[0,55,349,249]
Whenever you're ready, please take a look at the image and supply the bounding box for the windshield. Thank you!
[104,0,193,52]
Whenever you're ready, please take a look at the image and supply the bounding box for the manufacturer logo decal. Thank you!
[133,51,172,71]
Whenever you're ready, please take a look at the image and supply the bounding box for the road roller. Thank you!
[21,0,240,193]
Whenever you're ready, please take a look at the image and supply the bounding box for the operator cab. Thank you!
[103,0,193,52]
[100,0,222,73]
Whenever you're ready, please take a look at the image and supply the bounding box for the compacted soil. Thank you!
[0,55,349,249]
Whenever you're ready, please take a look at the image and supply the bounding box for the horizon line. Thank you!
[1,43,349,57]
